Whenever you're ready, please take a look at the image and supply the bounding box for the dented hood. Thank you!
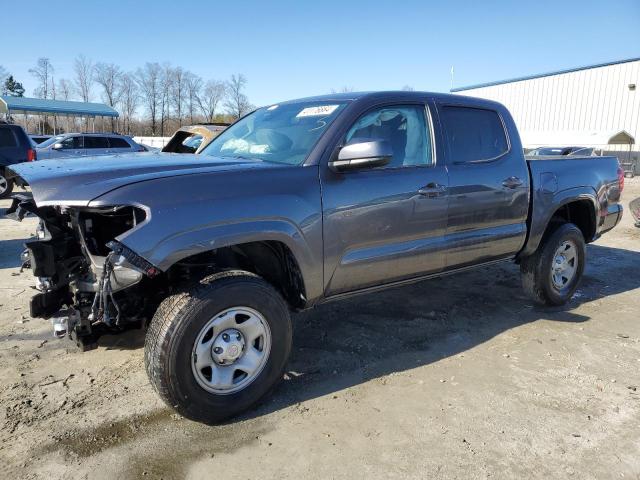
[8,152,278,206]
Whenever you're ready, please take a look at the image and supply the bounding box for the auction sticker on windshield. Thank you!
[296,105,340,117]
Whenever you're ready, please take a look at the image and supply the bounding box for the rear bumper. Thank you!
[600,203,623,234]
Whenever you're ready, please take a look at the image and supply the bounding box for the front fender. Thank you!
[88,165,324,303]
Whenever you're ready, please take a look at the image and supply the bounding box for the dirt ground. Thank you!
[1,179,639,480]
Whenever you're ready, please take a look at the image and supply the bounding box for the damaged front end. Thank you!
[6,196,161,350]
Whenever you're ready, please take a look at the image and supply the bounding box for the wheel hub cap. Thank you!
[191,307,271,395]
[211,328,245,365]
[551,240,578,289]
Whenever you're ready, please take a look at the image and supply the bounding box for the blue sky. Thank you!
[2,0,639,107]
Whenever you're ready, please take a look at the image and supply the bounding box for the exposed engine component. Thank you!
[8,196,159,349]
[51,308,80,339]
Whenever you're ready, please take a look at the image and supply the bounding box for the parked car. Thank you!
[0,122,36,198]
[5,91,624,423]
[36,133,144,159]
[162,124,229,154]
[527,146,596,156]
[29,134,52,145]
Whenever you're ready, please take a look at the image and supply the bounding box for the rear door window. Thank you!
[108,137,131,148]
[84,136,109,149]
[0,128,17,148]
[440,106,508,163]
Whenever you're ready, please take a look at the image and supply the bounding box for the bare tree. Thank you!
[185,72,203,124]
[330,86,355,93]
[73,54,94,102]
[401,85,414,91]
[136,62,161,135]
[171,67,187,126]
[0,65,8,88]
[197,80,225,122]
[29,57,54,99]
[56,78,73,132]
[94,63,123,130]
[119,73,139,135]
[223,74,251,119]
[57,79,72,100]
[158,63,175,136]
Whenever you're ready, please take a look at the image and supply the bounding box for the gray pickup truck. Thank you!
[6,91,624,423]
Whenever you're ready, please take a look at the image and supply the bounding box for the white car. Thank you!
[37,133,144,159]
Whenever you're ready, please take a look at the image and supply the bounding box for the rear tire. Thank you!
[520,223,585,306]
[0,169,14,199]
[144,270,292,424]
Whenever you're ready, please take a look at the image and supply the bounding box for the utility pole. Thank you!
[450,66,455,91]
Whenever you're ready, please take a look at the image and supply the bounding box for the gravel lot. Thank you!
[1,179,639,479]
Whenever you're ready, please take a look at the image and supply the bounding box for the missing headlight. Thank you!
[79,206,146,256]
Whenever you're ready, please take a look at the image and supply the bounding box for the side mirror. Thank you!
[329,139,392,172]
[52,143,63,150]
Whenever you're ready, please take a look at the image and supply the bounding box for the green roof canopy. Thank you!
[0,96,119,117]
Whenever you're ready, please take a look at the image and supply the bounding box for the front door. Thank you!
[321,104,449,296]
[53,135,83,158]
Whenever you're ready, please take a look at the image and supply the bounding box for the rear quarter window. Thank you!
[0,128,18,148]
[440,106,508,163]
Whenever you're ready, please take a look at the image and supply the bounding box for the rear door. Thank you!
[0,127,23,165]
[436,103,529,268]
[83,136,110,156]
[321,101,449,295]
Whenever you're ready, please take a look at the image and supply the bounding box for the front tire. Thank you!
[0,169,14,199]
[144,270,292,423]
[520,223,586,306]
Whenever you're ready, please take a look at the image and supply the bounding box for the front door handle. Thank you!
[418,183,447,197]
[502,176,523,189]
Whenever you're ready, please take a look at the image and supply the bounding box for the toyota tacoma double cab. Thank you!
[5,91,624,423]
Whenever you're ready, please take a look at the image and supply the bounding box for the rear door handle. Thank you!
[502,176,523,189]
[418,183,447,197]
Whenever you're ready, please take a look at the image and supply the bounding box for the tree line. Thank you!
[0,57,254,136]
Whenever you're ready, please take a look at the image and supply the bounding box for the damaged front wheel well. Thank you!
[166,241,307,309]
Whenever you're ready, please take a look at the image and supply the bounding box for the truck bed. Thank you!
[522,154,623,257]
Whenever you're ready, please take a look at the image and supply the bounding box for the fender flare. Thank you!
[519,186,599,257]
[119,218,323,304]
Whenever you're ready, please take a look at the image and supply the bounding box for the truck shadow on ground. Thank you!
[34,242,640,473]
[0,238,28,269]
[238,243,640,422]
[5,227,637,421]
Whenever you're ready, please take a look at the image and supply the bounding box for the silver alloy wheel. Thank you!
[0,174,7,195]
[550,240,578,289]
[191,306,271,395]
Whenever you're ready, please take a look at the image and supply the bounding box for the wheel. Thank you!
[144,270,292,423]
[0,169,14,199]
[520,223,586,306]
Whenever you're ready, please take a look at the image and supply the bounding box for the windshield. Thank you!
[37,135,66,149]
[200,101,348,165]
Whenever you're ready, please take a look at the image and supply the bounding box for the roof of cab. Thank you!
[270,91,506,109]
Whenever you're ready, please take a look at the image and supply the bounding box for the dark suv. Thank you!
[0,122,36,198]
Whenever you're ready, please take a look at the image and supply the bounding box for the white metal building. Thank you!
[451,57,640,174]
